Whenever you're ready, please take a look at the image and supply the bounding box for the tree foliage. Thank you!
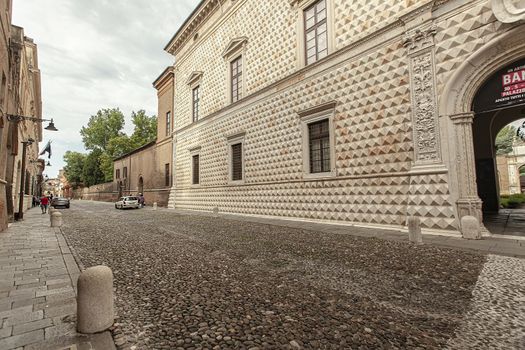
[63,151,86,187]
[130,110,157,145]
[64,108,157,187]
[82,149,106,187]
[80,108,125,151]
[495,125,517,155]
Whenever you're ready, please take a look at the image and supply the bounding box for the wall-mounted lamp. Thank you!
[4,112,58,131]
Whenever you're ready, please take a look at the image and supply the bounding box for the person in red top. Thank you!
[40,196,49,214]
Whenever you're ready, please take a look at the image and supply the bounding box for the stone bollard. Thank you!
[77,266,114,334]
[461,215,481,240]
[152,202,157,210]
[407,216,423,244]
[48,207,56,216]
[50,211,63,227]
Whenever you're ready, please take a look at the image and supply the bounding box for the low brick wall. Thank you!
[72,183,170,207]
[72,183,118,203]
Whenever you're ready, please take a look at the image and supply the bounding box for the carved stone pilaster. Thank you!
[405,25,441,165]
[450,112,484,226]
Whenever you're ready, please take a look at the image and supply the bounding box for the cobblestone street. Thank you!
[59,200,521,350]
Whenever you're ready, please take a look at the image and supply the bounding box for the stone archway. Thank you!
[138,176,144,195]
[439,25,525,228]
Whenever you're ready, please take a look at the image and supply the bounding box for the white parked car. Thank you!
[115,196,140,209]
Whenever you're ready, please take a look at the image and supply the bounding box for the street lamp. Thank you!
[6,113,59,221]
[4,113,58,131]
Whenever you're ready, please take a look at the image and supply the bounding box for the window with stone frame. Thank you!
[0,72,6,107]
[115,169,120,179]
[192,154,200,185]
[308,119,330,173]
[123,167,128,178]
[165,163,170,187]
[192,86,200,122]
[304,0,328,65]
[166,111,171,136]
[231,142,243,181]
[231,56,243,103]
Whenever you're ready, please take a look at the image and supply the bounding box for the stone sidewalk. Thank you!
[0,208,115,350]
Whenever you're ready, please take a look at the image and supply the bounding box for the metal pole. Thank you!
[17,141,28,220]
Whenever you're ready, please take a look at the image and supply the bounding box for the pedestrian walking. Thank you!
[138,193,145,208]
[40,196,49,214]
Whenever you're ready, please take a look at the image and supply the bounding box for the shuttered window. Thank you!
[231,143,243,181]
[304,0,328,65]
[308,119,330,173]
[166,111,171,136]
[116,169,120,179]
[192,155,200,185]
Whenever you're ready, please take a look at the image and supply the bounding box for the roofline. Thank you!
[113,140,156,162]
[152,66,174,88]
[163,0,207,53]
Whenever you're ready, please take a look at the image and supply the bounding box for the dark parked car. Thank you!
[51,197,70,208]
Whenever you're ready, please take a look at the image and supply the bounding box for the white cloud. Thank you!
[12,0,199,177]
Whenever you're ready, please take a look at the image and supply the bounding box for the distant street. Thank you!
[60,201,506,349]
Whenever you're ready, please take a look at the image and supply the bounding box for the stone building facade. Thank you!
[163,0,525,235]
[497,140,525,195]
[112,68,174,206]
[0,0,43,231]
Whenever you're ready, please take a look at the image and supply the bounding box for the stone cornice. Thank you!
[164,0,222,56]
[152,66,174,89]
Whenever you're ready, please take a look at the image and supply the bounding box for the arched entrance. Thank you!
[471,57,525,214]
[138,176,144,195]
[439,25,525,233]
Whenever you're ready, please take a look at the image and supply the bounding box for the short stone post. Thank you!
[50,211,63,227]
[152,202,157,210]
[461,215,481,240]
[48,207,56,216]
[407,216,423,244]
[77,266,114,334]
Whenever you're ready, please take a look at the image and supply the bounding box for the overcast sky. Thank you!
[12,0,200,178]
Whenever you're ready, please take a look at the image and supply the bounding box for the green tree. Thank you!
[130,110,157,145]
[99,135,137,181]
[495,125,517,155]
[80,108,125,151]
[82,149,106,187]
[63,151,86,187]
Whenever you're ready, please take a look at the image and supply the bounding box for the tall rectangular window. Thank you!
[123,167,128,178]
[166,111,171,136]
[0,72,6,107]
[308,119,330,173]
[165,163,170,187]
[304,0,327,65]
[116,169,120,179]
[231,56,242,103]
[231,143,243,181]
[192,154,200,185]
[192,86,200,122]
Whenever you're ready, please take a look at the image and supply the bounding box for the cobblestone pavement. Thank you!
[60,200,492,349]
[0,208,115,350]
[446,255,525,349]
